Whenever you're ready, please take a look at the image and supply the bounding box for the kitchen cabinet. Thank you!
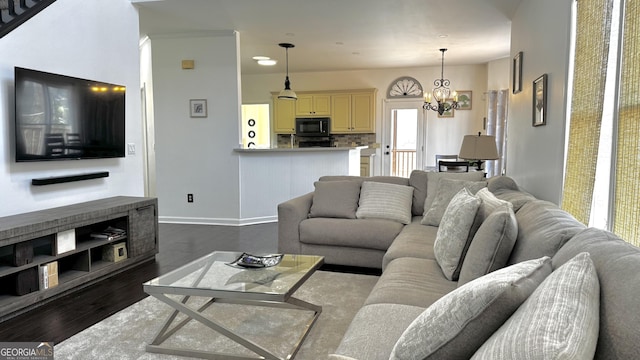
[330,89,376,134]
[296,94,331,116]
[272,95,296,134]
[360,155,372,177]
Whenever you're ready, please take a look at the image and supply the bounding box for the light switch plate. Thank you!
[127,143,136,155]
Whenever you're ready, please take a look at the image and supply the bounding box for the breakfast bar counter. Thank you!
[234,146,364,223]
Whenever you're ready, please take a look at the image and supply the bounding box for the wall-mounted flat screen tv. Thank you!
[14,67,126,162]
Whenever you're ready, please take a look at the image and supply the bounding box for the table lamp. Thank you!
[458,132,499,171]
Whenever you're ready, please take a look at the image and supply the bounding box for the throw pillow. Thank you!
[471,252,600,360]
[422,178,487,226]
[389,256,553,360]
[356,181,414,225]
[458,204,518,286]
[309,180,361,219]
[433,188,481,280]
[423,171,485,213]
[475,187,513,221]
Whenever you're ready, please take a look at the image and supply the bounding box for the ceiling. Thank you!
[134,0,523,75]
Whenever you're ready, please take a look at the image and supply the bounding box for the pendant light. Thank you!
[278,43,297,100]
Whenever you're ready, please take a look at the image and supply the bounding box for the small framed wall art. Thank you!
[532,74,547,127]
[456,90,472,110]
[190,99,208,118]
[513,51,523,94]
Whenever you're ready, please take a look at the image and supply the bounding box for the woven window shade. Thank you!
[562,0,614,224]
[613,0,640,246]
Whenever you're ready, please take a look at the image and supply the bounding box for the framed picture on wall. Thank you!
[456,90,472,110]
[190,99,208,118]
[532,74,547,126]
[513,51,523,94]
[438,99,455,118]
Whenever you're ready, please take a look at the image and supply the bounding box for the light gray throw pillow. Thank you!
[458,204,518,286]
[356,181,414,225]
[423,171,485,213]
[472,252,600,360]
[309,180,361,219]
[433,188,481,280]
[390,256,553,360]
[475,187,513,221]
[422,178,487,226]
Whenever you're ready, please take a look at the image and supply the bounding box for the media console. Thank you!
[0,196,158,322]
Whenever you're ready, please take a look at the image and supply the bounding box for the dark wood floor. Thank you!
[0,222,279,343]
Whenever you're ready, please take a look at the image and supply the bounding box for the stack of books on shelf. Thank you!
[90,226,126,241]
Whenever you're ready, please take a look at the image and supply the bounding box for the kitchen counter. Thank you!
[235,146,364,223]
[233,146,366,153]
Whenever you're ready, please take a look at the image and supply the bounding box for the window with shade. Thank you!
[563,0,639,246]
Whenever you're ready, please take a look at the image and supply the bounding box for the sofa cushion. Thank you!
[408,170,429,216]
[365,257,457,308]
[493,189,537,212]
[421,178,486,226]
[332,303,426,360]
[472,252,599,360]
[475,187,512,220]
[552,228,640,360]
[433,188,481,280]
[508,200,586,264]
[390,256,553,360]
[356,181,414,224]
[458,204,518,286]
[382,218,438,270]
[422,171,486,214]
[309,180,361,219]
[299,218,403,251]
[320,175,409,186]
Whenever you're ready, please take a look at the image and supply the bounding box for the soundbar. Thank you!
[32,171,109,186]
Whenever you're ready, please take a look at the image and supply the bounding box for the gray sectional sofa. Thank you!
[277,170,640,359]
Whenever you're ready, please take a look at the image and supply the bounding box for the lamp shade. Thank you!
[459,134,499,160]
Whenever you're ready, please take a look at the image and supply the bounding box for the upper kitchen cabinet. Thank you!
[331,89,377,134]
[272,94,296,134]
[296,94,331,116]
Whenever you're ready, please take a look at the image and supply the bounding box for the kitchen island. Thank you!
[234,146,363,223]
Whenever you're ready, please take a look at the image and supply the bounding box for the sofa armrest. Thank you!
[277,192,314,254]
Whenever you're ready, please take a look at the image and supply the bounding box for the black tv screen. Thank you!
[14,67,126,162]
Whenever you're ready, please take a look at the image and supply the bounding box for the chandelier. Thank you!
[423,48,459,115]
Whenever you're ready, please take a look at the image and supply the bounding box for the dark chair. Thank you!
[438,160,470,172]
[435,154,458,163]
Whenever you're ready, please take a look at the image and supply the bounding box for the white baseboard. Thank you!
[159,215,277,226]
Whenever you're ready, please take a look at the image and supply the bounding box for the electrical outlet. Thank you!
[187,194,193,203]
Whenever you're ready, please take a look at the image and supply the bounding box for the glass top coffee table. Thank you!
[143,251,324,360]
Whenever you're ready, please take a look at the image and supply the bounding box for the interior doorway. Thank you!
[382,100,424,177]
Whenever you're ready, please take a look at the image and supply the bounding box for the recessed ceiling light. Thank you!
[252,56,270,60]
[285,33,295,37]
[438,34,448,38]
[257,59,277,66]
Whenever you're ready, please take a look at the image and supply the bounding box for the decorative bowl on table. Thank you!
[228,253,284,268]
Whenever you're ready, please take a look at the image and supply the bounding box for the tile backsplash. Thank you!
[276,133,376,148]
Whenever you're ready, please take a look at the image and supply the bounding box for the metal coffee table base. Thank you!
[146,293,322,360]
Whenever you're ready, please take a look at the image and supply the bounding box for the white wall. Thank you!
[487,57,510,90]
[508,0,573,203]
[242,63,489,173]
[149,31,242,223]
[0,0,144,217]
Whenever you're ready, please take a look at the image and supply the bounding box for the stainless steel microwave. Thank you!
[295,117,330,137]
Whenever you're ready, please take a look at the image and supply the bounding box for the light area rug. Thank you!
[54,270,378,359]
